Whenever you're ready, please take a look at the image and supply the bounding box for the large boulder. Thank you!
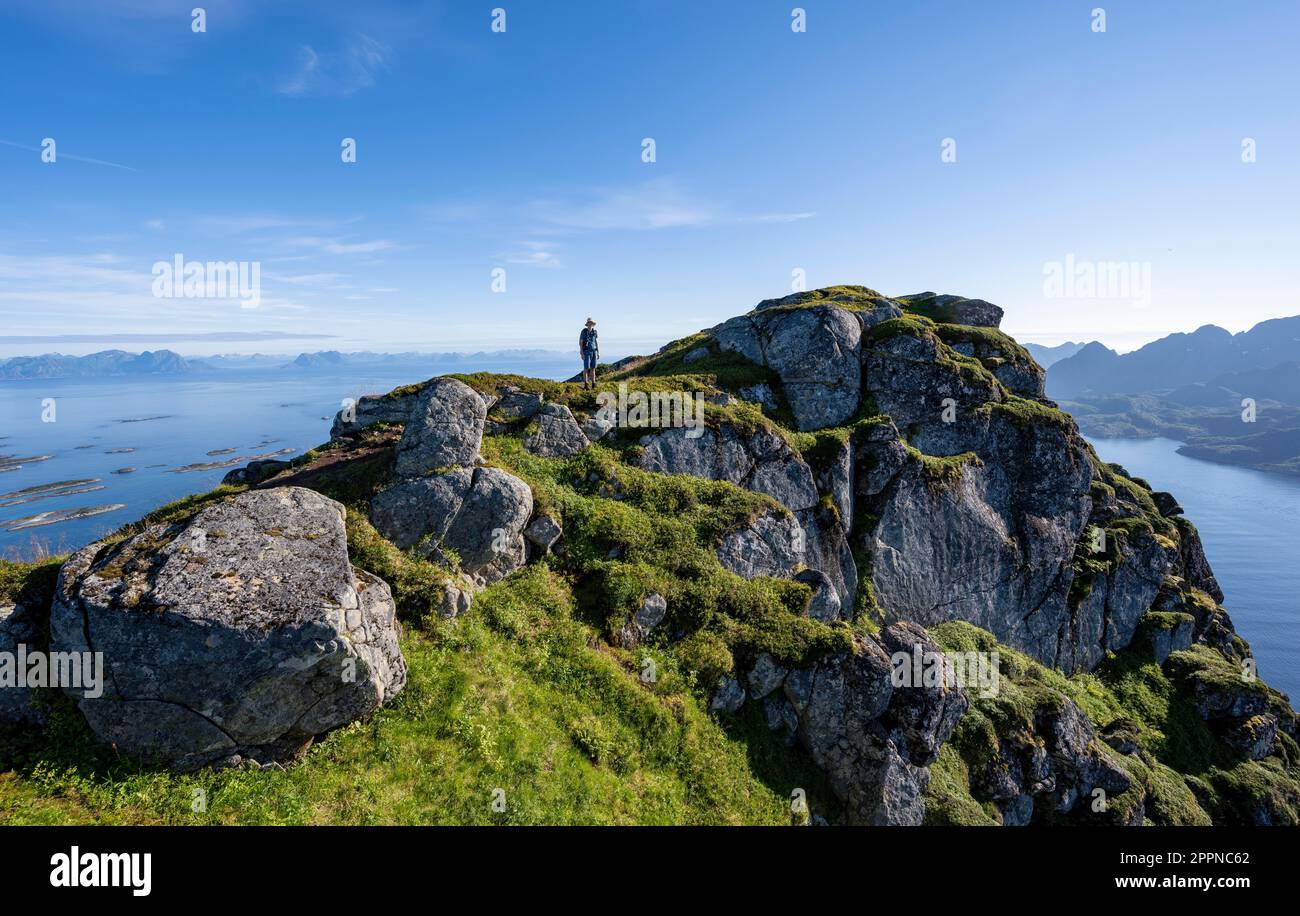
[523,403,590,457]
[712,305,864,431]
[899,292,1004,328]
[48,487,406,771]
[331,388,421,437]
[393,378,487,476]
[716,510,805,580]
[370,466,533,587]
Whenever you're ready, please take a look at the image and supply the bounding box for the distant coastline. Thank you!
[0,348,576,381]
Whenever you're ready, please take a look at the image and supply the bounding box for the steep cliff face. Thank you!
[4,285,1297,827]
[649,288,1192,675]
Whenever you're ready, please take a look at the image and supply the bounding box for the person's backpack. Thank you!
[580,327,596,352]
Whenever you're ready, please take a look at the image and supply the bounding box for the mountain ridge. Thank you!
[3,284,1297,826]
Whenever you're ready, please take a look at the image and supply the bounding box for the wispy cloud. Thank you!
[195,213,356,236]
[0,139,137,171]
[264,271,350,286]
[504,241,561,268]
[284,236,395,256]
[276,34,390,98]
[529,179,815,231]
[425,179,815,238]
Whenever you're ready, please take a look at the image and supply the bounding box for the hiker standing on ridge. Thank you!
[579,317,600,389]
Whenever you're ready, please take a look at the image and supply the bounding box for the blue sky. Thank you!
[1,0,1297,358]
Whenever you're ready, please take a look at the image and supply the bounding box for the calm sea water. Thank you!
[0,360,574,558]
[1091,437,1300,702]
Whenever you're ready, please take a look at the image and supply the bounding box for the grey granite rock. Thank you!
[523,403,590,457]
[49,487,407,771]
[371,466,533,587]
[393,378,486,475]
[709,676,746,714]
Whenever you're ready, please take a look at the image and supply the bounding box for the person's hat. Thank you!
[585,318,595,326]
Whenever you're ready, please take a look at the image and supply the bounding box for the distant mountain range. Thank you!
[1047,314,1300,476]
[1023,341,1087,368]
[1046,316,1300,400]
[0,349,193,380]
[0,348,573,380]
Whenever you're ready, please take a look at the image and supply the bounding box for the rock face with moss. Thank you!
[786,622,968,824]
[711,293,896,431]
[371,466,533,588]
[48,487,407,771]
[588,284,1298,824]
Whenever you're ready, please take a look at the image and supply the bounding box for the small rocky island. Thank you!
[2,285,1296,825]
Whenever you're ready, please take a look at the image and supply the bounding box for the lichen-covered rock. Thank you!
[48,487,406,771]
[709,676,746,713]
[523,403,590,457]
[1167,648,1271,721]
[580,411,616,442]
[1137,611,1196,665]
[737,381,778,412]
[712,305,864,431]
[635,424,818,510]
[785,623,968,825]
[330,388,421,437]
[745,653,787,700]
[493,385,544,422]
[639,416,861,606]
[1223,715,1279,760]
[439,583,473,619]
[221,457,290,487]
[862,328,1003,443]
[900,292,1004,328]
[370,467,533,587]
[795,568,842,621]
[393,377,486,475]
[715,510,804,580]
[1066,527,1172,671]
[1173,517,1224,603]
[814,435,854,524]
[523,515,563,557]
[863,425,1093,670]
[618,592,668,648]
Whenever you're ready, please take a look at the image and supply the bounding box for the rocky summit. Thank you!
[2,284,1297,826]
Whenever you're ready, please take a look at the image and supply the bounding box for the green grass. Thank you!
[0,563,837,825]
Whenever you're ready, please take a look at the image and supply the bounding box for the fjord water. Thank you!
[0,360,574,558]
[1091,437,1300,702]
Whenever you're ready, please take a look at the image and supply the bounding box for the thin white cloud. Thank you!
[0,139,137,171]
[276,34,390,98]
[265,271,350,286]
[504,241,561,268]
[195,213,356,236]
[530,180,815,231]
[286,237,395,256]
